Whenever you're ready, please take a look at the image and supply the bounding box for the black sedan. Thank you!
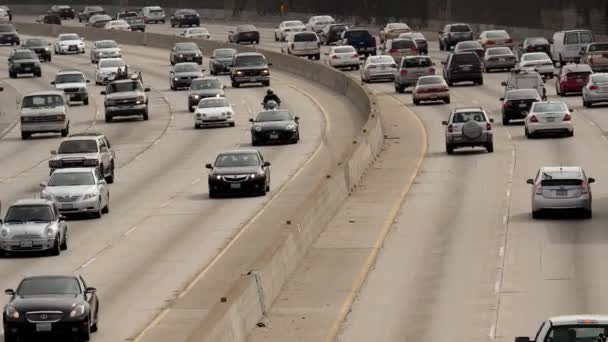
[49,5,75,19]
[228,25,260,44]
[3,275,99,342]
[209,48,236,75]
[8,49,42,78]
[170,9,200,28]
[206,150,271,197]
[36,13,61,25]
[250,110,300,145]
[0,24,19,45]
[500,88,542,125]
[188,77,225,111]
[170,62,203,90]
[454,40,484,60]
[170,42,203,65]
[22,38,52,62]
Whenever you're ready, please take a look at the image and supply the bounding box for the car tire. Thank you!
[194,124,201,129]
[170,83,176,91]
[502,115,509,125]
[444,97,450,104]
[93,200,102,218]
[585,100,592,108]
[142,110,149,121]
[20,132,30,140]
[60,229,68,250]
[105,112,113,122]
[61,126,69,137]
[34,70,42,77]
[567,130,574,137]
[413,99,420,105]
[532,210,541,219]
[476,78,483,85]
[447,80,453,87]
[102,196,109,214]
[209,188,216,198]
[446,144,454,154]
[189,105,195,113]
[50,237,61,256]
[263,80,270,86]
[315,53,321,60]
[47,56,52,62]
[486,143,494,153]
[106,163,115,184]
[233,82,240,88]
[3,331,17,342]
[8,71,15,78]
[583,209,592,219]
[81,319,92,341]
[229,122,235,127]
[355,65,360,70]
[83,97,89,105]
[395,85,404,93]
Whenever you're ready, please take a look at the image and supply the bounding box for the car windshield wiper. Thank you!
[4,220,25,223]
[26,219,50,223]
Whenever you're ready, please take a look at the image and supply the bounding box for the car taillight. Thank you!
[486,40,495,45]
[590,84,599,91]
[389,48,398,53]
[412,48,418,54]
[400,69,408,76]
[332,55,339,59]
[486,122,492,130]
[352,53,359,58]
[447,124,453,133]
[429,67,435,73]
[530,115,539,122]
[506,38,513,43]
[581,181,589,194]
[563,113,571,121]
[535,184,543,195]
[503,102,510,109]
[527,47,534,51]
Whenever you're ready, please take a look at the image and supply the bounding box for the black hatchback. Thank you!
[500,88,542,125]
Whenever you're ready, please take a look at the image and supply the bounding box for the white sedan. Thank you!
[518,52,554,78]
[525,101,574,138]
[194,97,235,129]
[54,33,85,55]
[324,45,360,70]
[274,20,305,42]
[178,27,210,39]
[95,57,126,85]
[105,20,131,31]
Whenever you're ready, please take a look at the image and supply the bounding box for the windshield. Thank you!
[56,74,85,84]
[191,79,221,90]
[96,41,118,49]
[5,205,53,222]
[119,11,138,17]
[22,95,64,108]
[58,139,98,153]
[198,98,229,108]
[369,56,395,64]
[18,277,80,296]
[150,9,164,14]
[452,112,486,123]
[214,49,236,58]
[285,21,303,27]
[589,43,608,52]
[0,25,14,32]
[238,25,256,32]
[175,43,198,51]
[486,31,509,39]
[334,47,355,53]
[48,172,95,186]
[294,33,317,42]
[99,59,125,68]
[591,74,608,83]
[60,34,79,41]
[12,51,36,60]
[417,76,445,86]
[256,110,291,122]
[523,53,549,61]
[533,103,567,112]
[388,23,408,30]
[215,153,260,167]
[24,39,46,47]
[234,55,266,66]
[107,81,142,93]
[487,47,512,55]
[506,89,540,100]
[546,324,608,342]
[174,63,199,72]
[450,24,470,32]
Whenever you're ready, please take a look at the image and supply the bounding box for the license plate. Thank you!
[24,68,31,71]
[270,133,279,139]
[249,77,258,82]
[36,323,52,332]
[230,183,241,189]
[546,118,555,122]
[556,190,568,196]
[62,203,73,209]
[519,103,527,108]
[499,58,506,62]
[462,66,472,71]
[187,57,193,61]
[20,241,33,248]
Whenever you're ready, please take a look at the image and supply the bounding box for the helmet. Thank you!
[266,89,273,95]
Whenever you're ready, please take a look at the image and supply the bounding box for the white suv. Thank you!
[282,31,320,60]
[442,107,494,154]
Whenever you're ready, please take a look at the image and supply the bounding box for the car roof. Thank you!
[57,70,84,75]
[548,315,608,325]
[24,90,65,96]
[13,199,54,206]
[235,52,264,57]
[218,149,259,156]
[563,63,593,72]
[453,107,484,113]
[21,275,78,281]
[540,166,583,173]
[58,33,79,37]
[52,167,96,174]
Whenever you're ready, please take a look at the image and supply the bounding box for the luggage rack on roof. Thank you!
[111,65,143,82]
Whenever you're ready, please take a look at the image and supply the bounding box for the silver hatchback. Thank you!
[526,166,594,218]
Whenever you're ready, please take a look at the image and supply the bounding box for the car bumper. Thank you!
[527,121,573,135]
[290,48,320,56]
[561,84,585,93]
[64,92,88,102]
[195,116,234,126]
[0,36,18,43]
[175,56,202,64]
[446,134,492,147]
[4,320,89,338]
[414,91,450,101]
[0,238,55,252]
[21,122,67,133]
[106,104,147,116]
[329,59,359,67]
[172,79,195,88]
[59,46,84,54]
[533,195,591,211]
[252,130,298,143]
[485,60,516,69]
[55,198,100,213]
[448,73,482,82]
[233,75,270,83]
[367,70,395,80]
[584,91,608,102]
[12,66,41,74]
[209,178,266,195]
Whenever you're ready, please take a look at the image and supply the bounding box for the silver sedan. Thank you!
[527,166,594,219]
[582,73,608,107]
[483,47,516,71]
[361,55,397,82]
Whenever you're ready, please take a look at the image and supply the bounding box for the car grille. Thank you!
[20,63,36,69]
[22,115,63,123]
[242,70,261,76]
[60,159,86,167]
[26,312,64,323]
[222,175,250,182]
[180,76,197,80]
[55,195,81,202]
[110,98,138,106]
[63,88,80,93]
[13,234,42,239]
[68,45,78,51]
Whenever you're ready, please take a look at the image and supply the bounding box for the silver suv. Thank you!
[394,55,435,93]
[442,107,494,154]
[48,132,115,183]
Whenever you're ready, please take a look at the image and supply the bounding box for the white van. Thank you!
[141,6,165,24]
[19,91,69,140]
[551,30,593,64]
[283,31,320,59]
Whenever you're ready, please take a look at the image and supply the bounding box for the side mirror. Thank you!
[100,146,108,152]
[222,85,226,89]
[499,97,504,101]
[489,118,494,123]
[201,69,206,72]
[588,177,595,183]
[526,179,534,185]
[85,287,96,294]
[210,56,215,59]
[267,62,272,66]
[501,81,507,86]
[441,60,446,65]
[249,118,254,123]
[50,149,57,155]
[51,81,55,85]
[324,52,329,55]
[569,108,575,112]
[59,215,66,221]
[205,163,213,169]
[86,79,90,83]
[144,88,151,92]
[4,289,14,296]
[98,179,107,185]
[100,90,106,95]
[441,120,448,125]
[169,70,174,74]
[438,31,443,34]
[263,161,271,167]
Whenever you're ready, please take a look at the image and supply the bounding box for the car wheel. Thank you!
[102,195,109,214]
[486,143,494,153]
[34,70,42,77]
[91,308,99,332]
[446,144,454,154]
[229,122,235,127]
[502,115,509,125]
[209,188,216,198]
[83,97,89,105]
[233,82,240,88]
[93,200,102,219]
[170,83,176,91]
[81,318,92,341]
[439,41,444,51]
[60,229,68,250]
[315,53,321,60]
[142,110,149,121]
[189,105,195,112]
[477,78,483,85]
[263,80,270,86]
[194,124,201,129]
[61,126,69,137]
[567,130,574,137]
[50,237,61,256]
[106,163,115,184]
[585,100,592,108]
[47,56,52,62]
[532,210,541,219]
[21,131,30,140]
[8,71,15,78]
[583,209,592,219]
[395,85,404,93]
[413,99,420,105]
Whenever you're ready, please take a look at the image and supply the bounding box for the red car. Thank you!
[556,63,593,95]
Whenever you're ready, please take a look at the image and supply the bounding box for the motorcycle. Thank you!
[262,100,279,110]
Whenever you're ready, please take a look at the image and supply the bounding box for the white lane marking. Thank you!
[160,201,169,208]
[153,140,160,145]
[191,178,200,185]
[506,189,511,198]
[80,257,96,269]
[589,120,596,126]
[494,281,501,294]
[124,226,138,236]
[489,324,496,339]
[499,246,504,257]
[502,215,508,225]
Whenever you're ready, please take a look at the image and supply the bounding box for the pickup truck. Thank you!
[339,29,376,57]
[516,315,608,342]
[101,77,150,122]
[117,11,145,32]
[580,42,608,72]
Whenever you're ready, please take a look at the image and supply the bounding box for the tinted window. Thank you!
[540,170,582,181]
[215,153,261,167]
[294,33,317,42]
[533,103,567,112]
[5,205,53,222]
[452,53,480,64]
[589,43,608,52]
[457,41,481,49]
[505,89,540,100]
[60,34,79,41]
[256,110,292,122]
[565,33,578,44]
[344,30,372,40]
[369,56,395,64]
[24,38,47,47]
[404,57,432,67]
[22,95,64,108]
[96,41,118,49]
[580,32,593,43]
[234,55,266,66]
[523,53,549,61]
[174,63,199,72]
[452,112,486,123]
[191,79,222,90]
[58,139,98,153]
[450,24,470,32]
[107,81,143,93]
[48,172,95,186]
[198,98,229,108]
[175,42,198,51]
[591,74,608,83]
[18,277,81,295]
[392,39,416,49]
[330,25,348,32]
[487,47,512,55]
[150,9,163,13]
[12,51,36,60]
[56,73,85,84]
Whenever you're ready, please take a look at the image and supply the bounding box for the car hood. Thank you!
[106,91,142,100]
[253,121,295,130]
[55,82,86,90]
[52,152,98,161]
[211,166,261,175]
[190,89,223,96]
[174,71,203,78]
[195,106,232,115]
[9,294,83,312]
[99,66,121,73]
[20,107,65,116]
[44,185,97,197]
[176,49,200,55]
[1,221,53,237]
[13,59,39,64]
[58,39,82,45]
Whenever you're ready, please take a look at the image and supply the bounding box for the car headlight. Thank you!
[79,87,86,92]
[174,77,179,81]
[136,96,145,104]
[97,52,103,55]
[1,228,9,238]
[202,113,207,117]
[69,304,86,318]
[83,192,97,200]
[5,306,19,319]
[254,126,262,132]
[262,69,269,75]
[250,173,256,179]
[226,112,233,117]
[286,124,296,130]
[45,227,56,238]
[44,47,50,51]
[196,53,201,57]
[179,54,183,58]
[196,113,202,117]
[236,71,243,75]
[49,160,62,168]
[192,94,199,98]
[215,175,221,180]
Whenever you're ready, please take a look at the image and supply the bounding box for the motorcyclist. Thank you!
[262,89,281,108]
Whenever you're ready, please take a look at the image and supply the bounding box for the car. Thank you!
[442,107,494,154]
[250,109,299,145]
[524,101,573,138]
[398,32,428,54]
[515,315,608,342]
[439,23,474,51]
[478,30,513,50]
[50,5,75,19]
[3,275,99,341]
[142,6,166,23]
[86,14,112,28]
[454,40,484,60]
[324,45,360,70]
[178,27,210,39]
[90,39,121,64]
[583,72,608,107]
[95,57,126,85]
[551,30,593,65]
[580,42,608,72]
[394,55,435,92]
[206,150,271,197]
[36,13,61,25]
[104,19,130,31]
[41,167,110,217]
[382,38,418,64]
[318,23,348,45]
[283,31,321,59]
[0,199,67,255]
[555,63,593,95]
[305,15,335,33]
[193,97,235,129]
[526,167,593,219]
[0,5,11,21]
[48,132,115,182]
[209,48,237,75]
[412,75,450,105]
[482,47,516,72]
[170,9,200,27]
[51,70,90,105]
[78,6,104,22]
[275,20,305,42]
[170,42,203,65]
[170,62,204,90]
[0,8,10,22]
[517,37,551,60]
[22,37,52,62]
[339,29,376,57]
[117,10,145,32]
[500,89,542,125]
[0,23,19,45]
[379,22,411,44]
[442,51,483,86]
[228,24,260,44]
[8,49,41,78]
[188,77,226,111]
[19,91,69,139]
[230,52,271,87]
[502,69,547,100]
[361,55,397,83]
[53,33,84,55]
[101,78,151,122]
[518,52,555,78]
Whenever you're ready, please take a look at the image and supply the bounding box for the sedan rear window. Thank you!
[198,98,229,108]
[18,277,81,295]
[452,112,486,123]
[526,37,549,45]
[533,103,567,112]
[450,24,470,32]
[506,89,540,100]
[369,56,395,64]
[457,41,481,49]
[523,53,549,61]
[392,39,416,49]
[403,57,432,67]
[591,74,608,83]
[486,31,509,39]
[487,47,512,55]
[541,179,582,186]
[417,76,445,85]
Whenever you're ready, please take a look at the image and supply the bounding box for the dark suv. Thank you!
[230,52,271,87]
[0,24,19,45]
[49,5,75,19]
[78,6,105,22]
[442,52,483,86]
[22,37,52,62]
[439,23,474,51]
[8,49,41,78]
[339,29,376,57]
[170,9,200,27]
